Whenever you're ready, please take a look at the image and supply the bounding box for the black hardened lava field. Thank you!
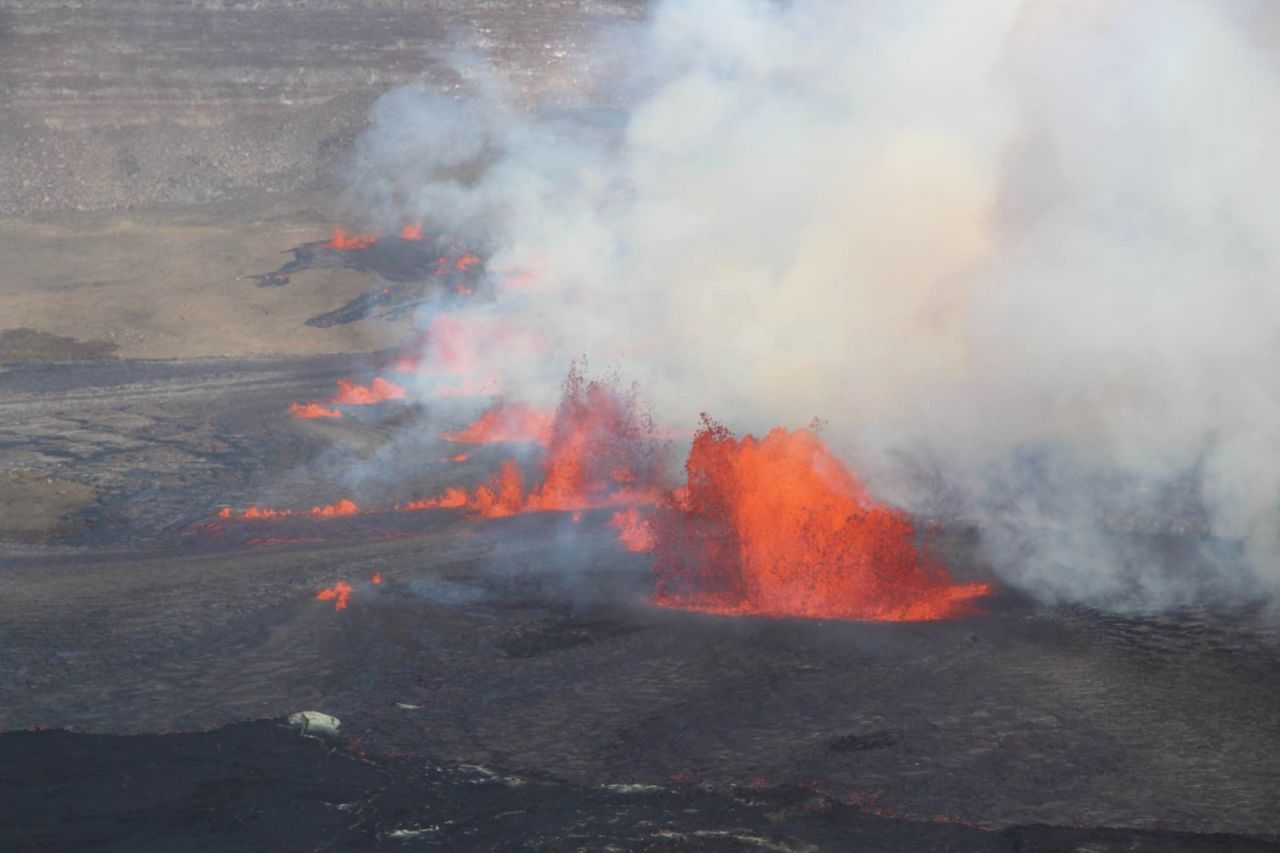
[3,2,1280,852]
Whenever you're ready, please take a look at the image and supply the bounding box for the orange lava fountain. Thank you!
[526,368,662,511]
[652,419,991,622]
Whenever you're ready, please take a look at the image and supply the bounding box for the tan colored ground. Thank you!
[0,192,426,539]
[0,470,98,541]
[0,195,413,361]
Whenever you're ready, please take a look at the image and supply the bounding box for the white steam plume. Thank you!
[346,0,1280,612]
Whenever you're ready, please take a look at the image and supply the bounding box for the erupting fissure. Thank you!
[410,367,663,518]
[218,499,361,521]
[228,297,993,623]
[650,419,991,622]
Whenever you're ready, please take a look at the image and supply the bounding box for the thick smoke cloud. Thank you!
[347,0,1280,612]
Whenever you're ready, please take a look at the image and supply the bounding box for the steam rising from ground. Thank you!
[347,0,1280,612]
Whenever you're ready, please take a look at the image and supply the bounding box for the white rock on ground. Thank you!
[288,711,341,739]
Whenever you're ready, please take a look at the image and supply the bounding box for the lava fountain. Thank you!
[652,419,991,622]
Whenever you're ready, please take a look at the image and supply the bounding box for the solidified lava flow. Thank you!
[652,419,991,622]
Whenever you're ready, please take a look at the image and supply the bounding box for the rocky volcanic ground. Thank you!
[1,352,1278,851]
[1,2,1278,851]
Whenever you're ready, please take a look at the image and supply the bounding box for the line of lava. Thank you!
[289,402,343,419]
[218,499,361,521]
[650,419,991,622]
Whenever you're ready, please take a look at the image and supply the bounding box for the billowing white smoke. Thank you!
[348,0,1280,611]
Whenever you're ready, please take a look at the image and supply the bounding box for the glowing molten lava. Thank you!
[316,581,354,610]
[403,459,526,517]
[526,369,662,511]
[327,227,377,250]
[413,367,663,518]
[400,224,423,240]
[443,401,553,445]
[289,402,343,419]
[330,377,406,405]
[219,499,361,521]
[652,420,990,622]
